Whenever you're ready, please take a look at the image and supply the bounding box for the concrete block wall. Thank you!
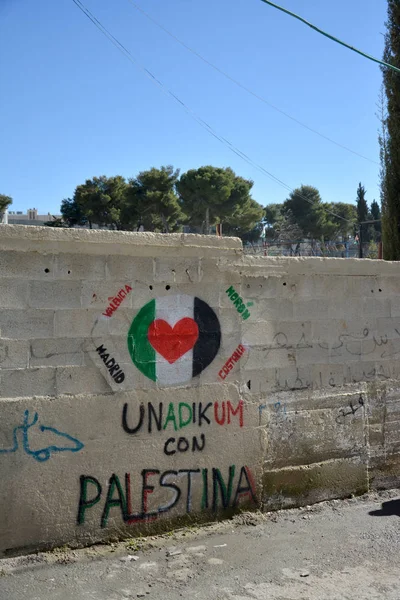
[1,225,400,556]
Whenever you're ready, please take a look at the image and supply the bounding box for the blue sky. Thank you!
[0,0,386,214]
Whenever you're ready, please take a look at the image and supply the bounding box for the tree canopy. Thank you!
[0,194,12,215]
[176,166,263,236]
[132,166,184,233]
[282,185,329,240]
[380,0,400,260]
[356,183,369,224]
[264,188,357,242]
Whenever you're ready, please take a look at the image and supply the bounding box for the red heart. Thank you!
[148,318,199,364]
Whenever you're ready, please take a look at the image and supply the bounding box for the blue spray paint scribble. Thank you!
[0,410,84,462]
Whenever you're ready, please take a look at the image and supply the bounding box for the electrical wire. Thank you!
[125,0,378,166]
[71,0,353,224]
[259,0,399,74]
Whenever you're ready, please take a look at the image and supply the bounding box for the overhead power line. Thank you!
[125,0,378,166]
[70,0,352,224]
[259,0,400,75]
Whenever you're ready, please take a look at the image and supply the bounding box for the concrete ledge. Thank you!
[241,255,400,276]
[262,458,368,510]
[0,225,243,257]
[369,454,400,491]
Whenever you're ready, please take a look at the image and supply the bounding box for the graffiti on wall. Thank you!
[127,295,221,385]
[95,344,125,383]
[122,400,244,455]
[102,285,132,318]
[77,464,257,528]
[219,344,246,380]
[0,410,84,462]
[79,285,257,529]
[225,286,251,320]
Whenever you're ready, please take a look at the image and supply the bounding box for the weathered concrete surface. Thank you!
[1,225,400,555]
[1,491,400,599]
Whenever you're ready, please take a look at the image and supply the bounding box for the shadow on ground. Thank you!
[369,498,400,517]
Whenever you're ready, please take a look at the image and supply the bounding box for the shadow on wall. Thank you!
[369,499,400,517]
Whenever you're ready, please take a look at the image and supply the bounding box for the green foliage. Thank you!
[60,198,88,228]
[241,223,264,245]
[74,176,128,230]
[381,1,400,260]
[133,166,183,233]
[370,199,381,222]
[283,185,329,240]
[43,217,66,228]
[325,202,357,238]
[356,183,369,223]
[177,166,263,237]
[0,194,12,214]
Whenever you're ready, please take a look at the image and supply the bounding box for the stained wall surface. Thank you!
[1,225,400,556]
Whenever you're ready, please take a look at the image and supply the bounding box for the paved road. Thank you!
[1,490,400,600]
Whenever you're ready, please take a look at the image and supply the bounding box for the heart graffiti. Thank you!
[148,318,199,364]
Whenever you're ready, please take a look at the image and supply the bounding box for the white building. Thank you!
[6,208,61,226]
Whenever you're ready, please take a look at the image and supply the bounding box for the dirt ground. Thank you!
[1,489,400,599]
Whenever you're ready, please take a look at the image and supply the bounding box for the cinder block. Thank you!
[54,309,98,338]
[312,275,345,298]
[264,402,366,469]
[0,367,56,398]
[0,250,55,279]
[274,365,313,392]
[390,297,400,317]
[0,279,29,308]
[241,276,278,299]
[55,253,106,280]
[239,368,277,394]
[276,275,307,299]
[56,366,113,395]
[375,317,400,339]
[154,257,200,284]
[0,309,54,339]
[369,453,400,490]
[29,281,82,309]
[241,321,277,346]
[198,258,241,284]
[311,364,345,389]
[105,255,154,281]
[344,276,380,298]
[30,338,84,367]
[81,281,134,310]
[328,299,363,320]
[294,299,329,320]
[363,297,391,318]
[0,339,29,369]
[262,458,368,510]
[295,344,331,366]
[107,308,136,336]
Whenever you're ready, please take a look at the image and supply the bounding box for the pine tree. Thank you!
[381,1,400,260]
[356,183,368,224]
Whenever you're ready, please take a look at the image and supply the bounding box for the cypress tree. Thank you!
[381,1,400,260]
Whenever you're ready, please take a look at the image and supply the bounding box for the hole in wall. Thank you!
[165,285,171,291]
[67,270,71,275]
[283,282,287,286]
[44,268,50,273]
[379,289,382,292]
[149,285,153,290]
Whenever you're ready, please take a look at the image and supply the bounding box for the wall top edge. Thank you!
[0,225,243,252]
[240,254,400,276]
